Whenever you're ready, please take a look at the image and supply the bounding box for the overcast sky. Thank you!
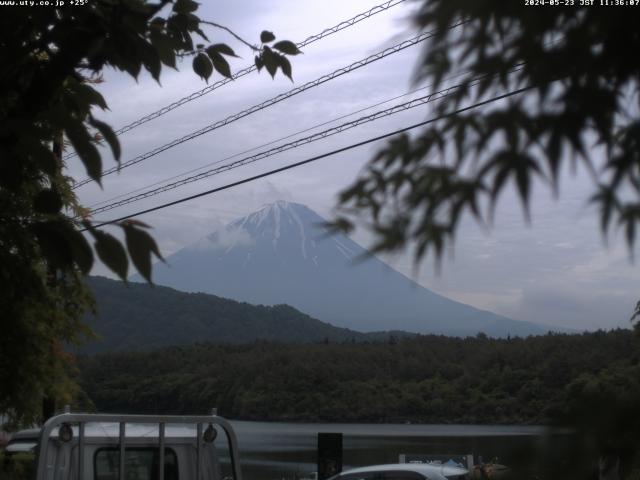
[70,0,638,332]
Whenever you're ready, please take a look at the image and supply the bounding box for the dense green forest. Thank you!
[78,329,640,425]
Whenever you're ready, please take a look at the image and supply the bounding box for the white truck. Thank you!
[4,409,241,480]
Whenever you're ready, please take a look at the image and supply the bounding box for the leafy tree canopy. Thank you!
[336,2,640,266]
[333,7,640,475]
[0,0,298,424]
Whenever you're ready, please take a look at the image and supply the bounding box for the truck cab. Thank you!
[4,410,242,480]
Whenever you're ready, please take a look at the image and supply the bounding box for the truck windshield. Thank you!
[94,447,178,480]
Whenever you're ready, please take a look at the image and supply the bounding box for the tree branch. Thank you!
[200,21,259,51]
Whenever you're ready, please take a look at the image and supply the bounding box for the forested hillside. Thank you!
[78,329,638,425]
[83,276,370,352]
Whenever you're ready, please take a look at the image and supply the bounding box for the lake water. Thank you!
[222,421,557,480]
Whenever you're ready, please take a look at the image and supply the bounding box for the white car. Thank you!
[328,463,469,480]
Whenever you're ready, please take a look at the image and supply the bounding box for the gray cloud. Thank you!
[194,226,255,252]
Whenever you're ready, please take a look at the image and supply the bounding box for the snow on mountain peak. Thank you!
[186,201,356,266]
[223,201,320,257]
[234,200,297,228]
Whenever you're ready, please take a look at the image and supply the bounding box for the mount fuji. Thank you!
[140,201,551,337]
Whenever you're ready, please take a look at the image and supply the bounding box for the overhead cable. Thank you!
[86,66,516,214]
[64,0,407,160]
[88,81,477,216]
[84,83,539,230]
[85,81,446,211]
[74,23,467,189]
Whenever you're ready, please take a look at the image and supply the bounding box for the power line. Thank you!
[63,0,407,161]
[74,25,464,189]
[86,71,475,212]
[87,67,517,214]
[88,79,482,216]
[84,83,538,231]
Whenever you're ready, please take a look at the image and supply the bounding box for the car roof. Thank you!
[9,428,40,440]
[5,428,40,453]
[5,441,37,454]
[335,463,468,479]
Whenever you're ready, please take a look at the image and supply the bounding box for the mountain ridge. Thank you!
[82,276,376,353]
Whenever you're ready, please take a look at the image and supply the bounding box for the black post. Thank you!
[318,432,342,480]
[42,397,55,423]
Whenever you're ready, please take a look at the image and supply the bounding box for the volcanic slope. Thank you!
[140,201,552,337]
